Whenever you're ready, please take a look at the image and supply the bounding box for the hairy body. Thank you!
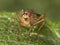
[15,9,45,41]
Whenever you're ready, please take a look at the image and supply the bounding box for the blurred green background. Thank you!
[0,0,60,21]
[0,0,60,45]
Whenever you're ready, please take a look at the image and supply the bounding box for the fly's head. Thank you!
[20,9,33,27]
[20,9,33,21]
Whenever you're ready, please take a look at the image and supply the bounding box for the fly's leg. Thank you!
[14,13,21,41]
[33,14,45,32]
[33,19,44,26]
[37,14,45,31]
[38,21,45,32]
[17,23,21,41]
[28,26,32,43]
[33,14,45,26]
[33,19,45,32]
[38,14,45,21]
[16,14,21,41]
[14,14,17,25]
